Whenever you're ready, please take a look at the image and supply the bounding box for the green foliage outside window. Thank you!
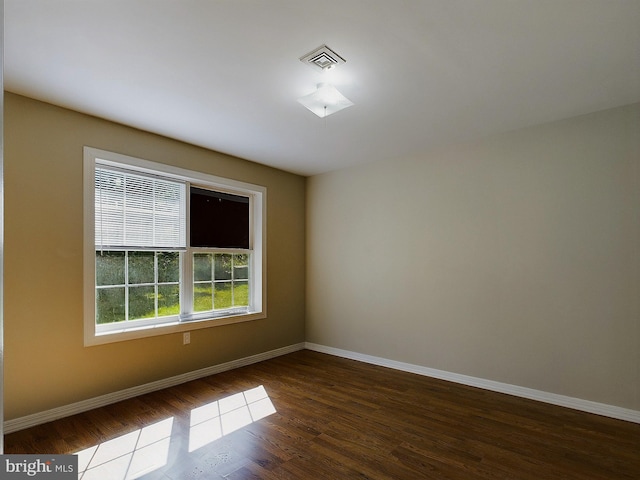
[96,251,180,324]
[193,253,249,312]
[96,250,249,324]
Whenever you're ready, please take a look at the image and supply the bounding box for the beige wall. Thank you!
[307,103,640,410]
[5,92,639,419]
[4,93,306,420]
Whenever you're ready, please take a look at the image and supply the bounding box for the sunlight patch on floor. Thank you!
[73,385,276,479]
[76,417,174,480]
[188,385,276,452]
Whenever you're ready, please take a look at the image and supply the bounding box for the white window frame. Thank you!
[83,147,266,346]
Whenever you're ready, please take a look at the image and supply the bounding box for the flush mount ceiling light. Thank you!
[297,45,353,118]
[297,82,354,118]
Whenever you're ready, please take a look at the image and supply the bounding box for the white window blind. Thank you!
[95,166,186,249]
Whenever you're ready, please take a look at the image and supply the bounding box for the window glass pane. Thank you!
[158,284,180,316]
[129,286,156,320]
[194,254,212,281]
[233,281,249,307]
[96,287,125,324]
[128,251,155,284]
[214,253,232,280]
[158,252,179,283]
[96,251,125,286]
[194,283,213,312]
[214,282,233,310]
[233,254,249,280]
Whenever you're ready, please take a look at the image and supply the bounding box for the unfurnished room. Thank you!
[0,1,638,479]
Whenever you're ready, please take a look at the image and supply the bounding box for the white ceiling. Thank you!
[5,0,640,176]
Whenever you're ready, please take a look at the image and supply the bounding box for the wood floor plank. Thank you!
[4,350,639,479]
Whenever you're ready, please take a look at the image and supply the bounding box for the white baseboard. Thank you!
[305,342,640,424]
[7,341,638,434]
[4,342,306,434]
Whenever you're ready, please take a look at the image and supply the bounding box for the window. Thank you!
[84,147,266,345]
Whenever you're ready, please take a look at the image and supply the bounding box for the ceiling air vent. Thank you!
[299,44,346,72]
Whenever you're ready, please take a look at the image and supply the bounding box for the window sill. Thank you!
[84,311,266,346]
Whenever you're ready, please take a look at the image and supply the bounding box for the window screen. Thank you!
[190,187,250,249]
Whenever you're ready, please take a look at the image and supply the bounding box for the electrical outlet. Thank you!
[183,332,191,345]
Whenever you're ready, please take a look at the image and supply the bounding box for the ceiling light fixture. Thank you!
[297,82,354,118]
[297,45,353,118]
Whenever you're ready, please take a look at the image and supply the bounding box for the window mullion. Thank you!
[124,251,130,322]
[154,252,159,318]
[211,253,216,310]
[181,249,194,318]
[180,181,193,321]
[231,254,235,307]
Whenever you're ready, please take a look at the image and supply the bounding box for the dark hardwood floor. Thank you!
[5,350,640,479]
